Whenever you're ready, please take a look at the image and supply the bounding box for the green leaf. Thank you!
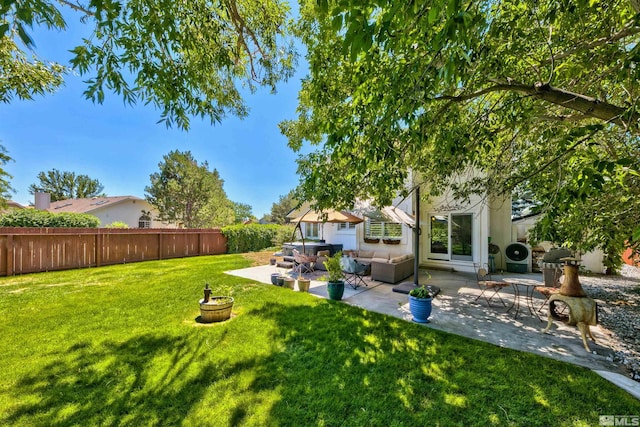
[428,6,439,24]
[16,23,34,47]
[332,14,343,31]
[317,0,329,15]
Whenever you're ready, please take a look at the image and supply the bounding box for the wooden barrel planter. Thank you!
[199,296,234,323]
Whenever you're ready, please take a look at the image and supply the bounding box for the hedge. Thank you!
[221,223,295,254]
[0,209,101,228]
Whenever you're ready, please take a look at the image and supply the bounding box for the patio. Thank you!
[227,263,640,399]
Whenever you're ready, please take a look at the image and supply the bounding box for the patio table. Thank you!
[503,278,544,321]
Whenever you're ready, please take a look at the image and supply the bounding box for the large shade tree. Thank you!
[282,0,640,270]
[1,0,296,206]
[145,150,234,228]
[231,201,255,224]
[0,144,12,204]
[269,189,297,224]
[28,168,105,201]
[1,0,296,130]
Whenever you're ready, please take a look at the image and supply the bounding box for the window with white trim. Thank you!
[364,219,402,239]
[337,222,356,231]
[304,223,319,239]
[138,213,151,228]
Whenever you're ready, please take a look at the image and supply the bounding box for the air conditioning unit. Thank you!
[505,242,531,273]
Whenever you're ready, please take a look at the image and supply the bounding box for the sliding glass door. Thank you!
[428,213,473,261]
[429,215,449,260]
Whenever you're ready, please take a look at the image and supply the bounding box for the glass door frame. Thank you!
[428,214,449,260]
[427,213,474,261]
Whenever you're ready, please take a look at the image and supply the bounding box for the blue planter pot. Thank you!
[409,295,432,323]
[327,281,345,301]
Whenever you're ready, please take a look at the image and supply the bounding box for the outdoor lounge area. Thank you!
[227,261,640,399]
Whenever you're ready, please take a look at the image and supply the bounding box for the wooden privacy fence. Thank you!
[0,227,228,276]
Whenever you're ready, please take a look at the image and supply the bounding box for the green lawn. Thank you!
[0,254,638,426]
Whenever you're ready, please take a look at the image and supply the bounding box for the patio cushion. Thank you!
[372,251,389,260]
[389,255,406,263]
[358,250,374,258]
[371,257,388,263]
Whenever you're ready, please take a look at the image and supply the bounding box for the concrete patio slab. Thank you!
[226,265,638,399]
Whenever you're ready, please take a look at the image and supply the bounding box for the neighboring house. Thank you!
[1,201,26,212]
[41,195,176,229]
[286,188,513,274]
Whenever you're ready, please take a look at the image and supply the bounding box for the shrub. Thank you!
[222,223,295,253]
[324,251,344,282]
[409,285,434,299]
[105,221,129,228]
[0,209,100,228]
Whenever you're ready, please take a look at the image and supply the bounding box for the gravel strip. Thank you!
[581,264,640,381]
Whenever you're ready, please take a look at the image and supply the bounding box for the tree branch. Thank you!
[225,0,267,82]
[57,0,94,17]
[536,114,594,123]
[507,126,604,190]
[544,20,640,63]
[434,80,637,133]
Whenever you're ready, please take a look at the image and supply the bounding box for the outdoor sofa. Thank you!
[345,250,415,284]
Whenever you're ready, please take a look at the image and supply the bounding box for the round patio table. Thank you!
[503,278,544,321]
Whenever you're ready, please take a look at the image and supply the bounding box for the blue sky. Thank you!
[0,12,308,218]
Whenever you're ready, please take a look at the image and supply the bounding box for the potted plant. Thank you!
[324,251,345,300]
[283,276,295,289]
[408,285,434,323]
[297,278,311,292]
[363,237,380,244]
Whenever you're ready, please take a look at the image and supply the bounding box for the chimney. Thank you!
[35,192,51,210]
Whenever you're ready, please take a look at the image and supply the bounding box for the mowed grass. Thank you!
[0,254,638,426]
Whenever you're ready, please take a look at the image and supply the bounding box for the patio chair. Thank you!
[292,249,314,275]
[534,269,564,312]
[341,256,368,289]
[474,263,510,307]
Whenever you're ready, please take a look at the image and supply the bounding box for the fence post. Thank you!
[6,234,13,276]
[158,233,163,260]
[96,232,102,267]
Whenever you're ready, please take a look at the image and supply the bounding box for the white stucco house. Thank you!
[37,193,176,229]
[288,184,514,274]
